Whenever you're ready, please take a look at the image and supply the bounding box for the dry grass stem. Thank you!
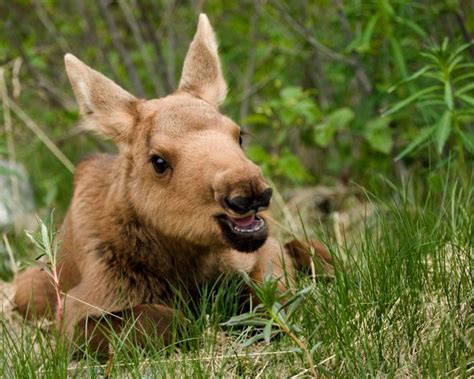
[5,96,75,173]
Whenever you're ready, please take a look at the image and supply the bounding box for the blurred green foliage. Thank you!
[385,39,474,169]
[0,0,473,214]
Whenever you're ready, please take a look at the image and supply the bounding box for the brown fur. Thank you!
[284,239,333,273]
[14,14,330,349]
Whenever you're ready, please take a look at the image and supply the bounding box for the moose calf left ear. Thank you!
[178,14,228,107]
[64,54,138,143]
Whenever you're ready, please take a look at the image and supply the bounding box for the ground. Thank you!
[0,180,472,377]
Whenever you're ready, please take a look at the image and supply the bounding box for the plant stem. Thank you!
[269,309,317,377]
[453,114,468,186]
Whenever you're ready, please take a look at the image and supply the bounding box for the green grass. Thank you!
[0,169,472,378]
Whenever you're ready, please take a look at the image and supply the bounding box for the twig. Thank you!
[235,73,277,104]
[0,67,21,207]
[290,354,336,378]
[5,96,75,173]
[268,308,317,377]
[74,0,120,83]
[332,211,344,251]
[239,1,260,124]
[118,0,164,96]
[32,0,70,53]
[97,0,145,97]
[4,5,73,110]
[270,0,354,65]
[11,57,22,99]
[266,215,296,237]
[268,180,299,234]
[255,360,270,378]
[163,0,177,89]
[134,0,174,93]
[333,0,372,94]
[60,292,124,321]
[55,125,112,153]
[12,40,72,109]
[40,349,300,374]
[455,10,474,58]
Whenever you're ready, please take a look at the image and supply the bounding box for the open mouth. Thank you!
[216,212,268,253]
[226,213,265,233]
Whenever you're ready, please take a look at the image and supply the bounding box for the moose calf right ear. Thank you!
[64,54,138,142]
[178,14,227,107]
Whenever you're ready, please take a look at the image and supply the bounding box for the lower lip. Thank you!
[216,213,268,253]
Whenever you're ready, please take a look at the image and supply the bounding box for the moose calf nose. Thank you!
[225,187,273,214]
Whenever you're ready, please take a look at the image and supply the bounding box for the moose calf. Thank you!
[14,14,330,353]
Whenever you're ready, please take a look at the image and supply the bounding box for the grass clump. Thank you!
[0,169,472,377]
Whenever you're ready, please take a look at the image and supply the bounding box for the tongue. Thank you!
[229,214,255,227]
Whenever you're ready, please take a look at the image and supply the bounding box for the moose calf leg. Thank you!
[14,267,57,320]
[76,304,178,356]
[284,239,333,274]
[249,238,333,299]
[250,237,295,292]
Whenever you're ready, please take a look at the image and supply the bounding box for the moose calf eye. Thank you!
[151,155,169,174]
[239,133,243,146]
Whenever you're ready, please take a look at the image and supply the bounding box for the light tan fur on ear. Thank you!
[178,14,227,107]
[64,53,138,142]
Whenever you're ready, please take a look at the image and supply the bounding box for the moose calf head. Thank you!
[65,14,272,253]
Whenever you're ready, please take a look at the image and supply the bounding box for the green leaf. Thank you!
[456,82,474,96]
[41,223,52,259]
[327,108,355,130]
[223,313,268,327]
[356,14,379,53]
[434,111,451,154]
[450,42,473,60]
[389,37,408,80]
[244,114,268,125]
[263,320,274,343]
[282,286,313,314]
[246,146,271,164]
[396,126,435,160]
[423,71,445,82]
[459,130,474,154]
[277,151,311,184]
[441,38,448,52]
[280,86,304,102]
[242,332,265,347]
[313,123,335,147]
[363,117,393,154]
[417,99,445,108]
[458,94,474,107]
[448,56,463,74]
[453,63,474,71]
[444,82,453,110]
[453,72,474,84]
[394,16,427,38]
[384,86,441,116]
[388,66,431,93]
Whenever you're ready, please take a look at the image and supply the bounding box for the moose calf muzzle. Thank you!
[225,187,273,215]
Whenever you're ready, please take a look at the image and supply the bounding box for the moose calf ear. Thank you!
[64,54,138,142]
[178,14,228,107]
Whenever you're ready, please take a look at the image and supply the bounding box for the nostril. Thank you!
[225,196,252,214]
[256,187,273,209]
[225,187,273,214]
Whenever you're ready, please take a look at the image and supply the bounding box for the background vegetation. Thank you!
[0,0,472,377]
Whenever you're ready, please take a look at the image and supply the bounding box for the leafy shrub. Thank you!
[385,39,474,170]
